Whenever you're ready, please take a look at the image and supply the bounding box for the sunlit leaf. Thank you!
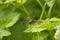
[0,29,11,39]
[44,0,55,7]
[5,0,15,3]
[54,30,60,40]
[16,0,26,4]
[24,22,46,32]
[0,11,20,40]
[0,11,20,29]
[0,0,3,4]
[32,31,49,40]
[24,20,56,33]
[49,17,60,23]
[40,21,56,30]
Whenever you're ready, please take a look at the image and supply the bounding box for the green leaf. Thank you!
[24,20,56,32]
[58,30,60,40]
[54,25,60,40]
[0,0,3,4]
[32,31,49,40]
[0,11,20,40]
[38,31,49,40]
[3,21,28,40]
[0,11,20,29]
[16,0,22,3]
[54,30,60,40]
[16,0,26,4]
[44,0,55,7]
[5,0,15,3]
[24,26,46,33]
[49,17,60,23]
[5,0,26,4]
[51,0,60,17]
[0,29,11,39]
[40,21,56,30]
[24,22,46,32]
[56,25,60,30]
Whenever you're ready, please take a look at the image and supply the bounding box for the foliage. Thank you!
[0,0,60,40]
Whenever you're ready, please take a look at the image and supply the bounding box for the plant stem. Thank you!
[39,8,44,20]
[37,0,47,20]
[39,2,47,20]
[22,5,31,18]
[48,0,56,18]
[37,0,43,9]
[19,5,31,19]
[37,0,44,20]
[48,6,53,18]
[32,33,35,40]
[49,31,55,40]
[37,32,40,40]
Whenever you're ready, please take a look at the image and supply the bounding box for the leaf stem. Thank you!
[39,2,47,20]
[37,0,43,9]
[48,0,56,18]
[19,5,31,19]
[32,33,35,40]
[48,6,53,18]
[23,5,31,18]
[23,5,29,16]
[37,32,40,40]
[37,0,47,20]
[49,31,55,40]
